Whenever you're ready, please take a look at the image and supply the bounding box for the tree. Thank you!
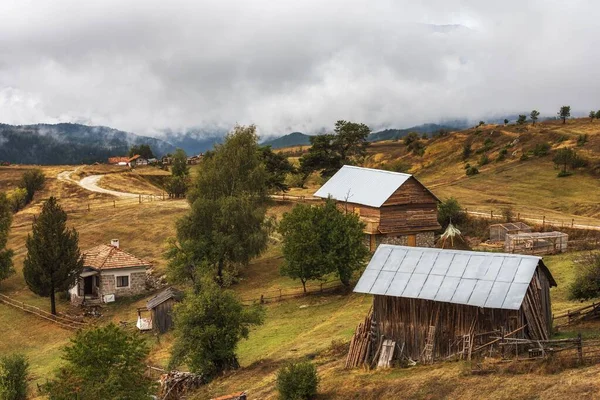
[516,115,527,125]
[558,105,570,124]
[19,169,45,204]
[168,125,271,286]
[462,143,472,160]
[171,148,189,177]
[7,188,27,213]
[169,283,264,380]
[437,198,465,229]
[128,144,154,159]
[299,121,370,178]
[276,361,319,400]
[590,111,596,122]
[279,204,326,293]
[279,199,369,289]
[478,121,485,126]
[530,110,540,125]
[0,193,14,287]
[569,253,600,301]
[44,324,154,399]
[0,354,28,400]
[259,145,295,192]
[165,176,188,198]
[23,197,83,315]
[503,119,509,125]
[596,110,600,120]
[552,147,584,176]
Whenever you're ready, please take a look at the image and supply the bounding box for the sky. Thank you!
[1,0,600,138]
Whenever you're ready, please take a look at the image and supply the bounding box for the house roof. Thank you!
[128,154,141,162]
[146,287,183,309]
[354,245,556,310]
[83,244,151,270]
[108,156,130,164]
[313,165,434,207]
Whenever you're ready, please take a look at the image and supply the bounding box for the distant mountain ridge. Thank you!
[261,132,311,149]
[0,123,176,165]
[158,128,225,155]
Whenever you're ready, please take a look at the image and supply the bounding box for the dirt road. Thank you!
[57,169,139,198]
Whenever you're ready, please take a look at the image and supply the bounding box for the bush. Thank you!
[462,143,472,160]
[557,170,573,178]
[0,354,29,400]
[165,176,188,198]
[437,198,465,228]
[276,361,319,400]
[465,166,479,176]
[19,169,45,204]
[380,160,411,173]
[520,153,530,161]
[7,189,27,213]
[496,148,508,162]
[569,253,600,300]
[577,134,589,147]
[533,142,551,157]
[501,206,514,222]
[284,173,306,188]
[478,154,489,166]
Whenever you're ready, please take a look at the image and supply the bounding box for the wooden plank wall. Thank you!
[382,178,438,206]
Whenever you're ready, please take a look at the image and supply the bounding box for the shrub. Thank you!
[466,166,479,176]
[276,361,319,400]
[7,189,27,213]
[462,143,472,160]
[501,206,514,222]
[520,153,530,161]
[19,169,45,204]
[557,170,573,178]
[577,134,589,147]
[380,160,411,173]
[478,154,489,166]
[284,173,306,188]
[569,253,600,300]
[556,135,568,143]
[533,142,551,157]
[0,354,29,400]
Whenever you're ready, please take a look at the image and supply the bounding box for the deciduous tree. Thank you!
[517,115,527,125]
[171,148,189,177]
[590,110,596,122]
[0,354,28,400]
[19,169,45,204]
[45,324,154,399]
[259,145,295,192]
[169,283,264,380]
[0,193,14,287]
[23,197,83,315]
[128,144,155,159]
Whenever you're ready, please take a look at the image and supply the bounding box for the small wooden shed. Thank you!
[146,287,183,333]
[489,222,531,242]
[354,245,557,362]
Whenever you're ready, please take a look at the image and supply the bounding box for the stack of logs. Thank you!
[345,310,373,368]
[159,371,205,400]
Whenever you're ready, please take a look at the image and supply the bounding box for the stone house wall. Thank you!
[99,268,147,298]
[364,231,436,251]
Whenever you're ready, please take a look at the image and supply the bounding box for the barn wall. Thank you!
[382,177,438,206]
[373,296,523,360]
[152,299,175,334]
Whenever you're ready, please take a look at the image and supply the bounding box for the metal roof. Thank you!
[146,287,183,310]
[313,165,412,207]
[354,245,547,310]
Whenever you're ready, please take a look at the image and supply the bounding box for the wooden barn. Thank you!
[146,287,183,333]
[314,166,440,251]
[354,245,557,362]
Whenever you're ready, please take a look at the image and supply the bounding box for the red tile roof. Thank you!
[83,244,151,270]
[108,156,130,164]
[128,154,141,162]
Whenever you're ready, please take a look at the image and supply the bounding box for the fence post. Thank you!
[320,283,323,293]
[87,203,90,212]
[113,200,116,208]
[139,194,142,204]
[542,216,545,231]
[279,289,282,301]
[490,210,493,220]
[517,212,520,221]
[260,294,264,304]
[577,333,583,364]
[572,219,574,228]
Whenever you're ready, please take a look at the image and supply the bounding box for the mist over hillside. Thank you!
[0,123,175,164]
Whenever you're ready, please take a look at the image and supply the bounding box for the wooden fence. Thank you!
[240,280,346,305]
[0,293,86,330]
[465,208,600,232]
[553,302,600,329]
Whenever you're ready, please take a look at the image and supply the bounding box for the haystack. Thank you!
[438,223,471,250]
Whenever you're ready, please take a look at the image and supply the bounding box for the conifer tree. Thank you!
[23,197,83,315]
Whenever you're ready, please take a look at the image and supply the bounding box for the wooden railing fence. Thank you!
[240,279,346,305]
[0,293,86,330]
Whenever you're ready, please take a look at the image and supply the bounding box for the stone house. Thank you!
[69,239,150,304]
[314,165,441,251]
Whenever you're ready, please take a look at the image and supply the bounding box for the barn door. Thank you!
[407,234,417,247]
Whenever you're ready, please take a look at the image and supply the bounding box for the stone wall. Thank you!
[365,231,436,251]
[99,269,147,299]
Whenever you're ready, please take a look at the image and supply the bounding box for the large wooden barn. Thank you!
[354,245,557,361]
[314,166,440,251]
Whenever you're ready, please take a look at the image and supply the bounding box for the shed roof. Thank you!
[313,165,414,207]
[354,245,556,310]
[83,244,151,270]
[146,287,183,310]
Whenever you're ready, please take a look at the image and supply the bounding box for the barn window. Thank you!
[116,275,129,288]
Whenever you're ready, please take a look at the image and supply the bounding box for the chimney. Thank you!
[111,239,120,248]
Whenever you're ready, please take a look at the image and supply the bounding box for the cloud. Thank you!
[1,0,600,137]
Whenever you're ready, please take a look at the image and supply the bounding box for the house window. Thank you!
[116,275,129,288]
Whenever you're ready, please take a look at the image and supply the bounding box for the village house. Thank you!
[354,245,556,362]
[108,156,130,166]
[69,239,150,305]
[314,166,440,251]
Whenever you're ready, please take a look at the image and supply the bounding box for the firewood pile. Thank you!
[159,371,205,400]
[345,309,373,368]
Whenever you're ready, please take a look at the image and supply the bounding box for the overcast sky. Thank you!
[1,0,599,138]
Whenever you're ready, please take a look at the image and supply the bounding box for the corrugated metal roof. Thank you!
[313,165,412,207]
[354,245,545,310]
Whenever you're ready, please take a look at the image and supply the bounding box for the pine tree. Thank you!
[23,197,83,315]
[0,193,14,287]
[530,110,540,126]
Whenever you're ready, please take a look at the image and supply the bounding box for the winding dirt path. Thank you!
[57,169,139,198]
